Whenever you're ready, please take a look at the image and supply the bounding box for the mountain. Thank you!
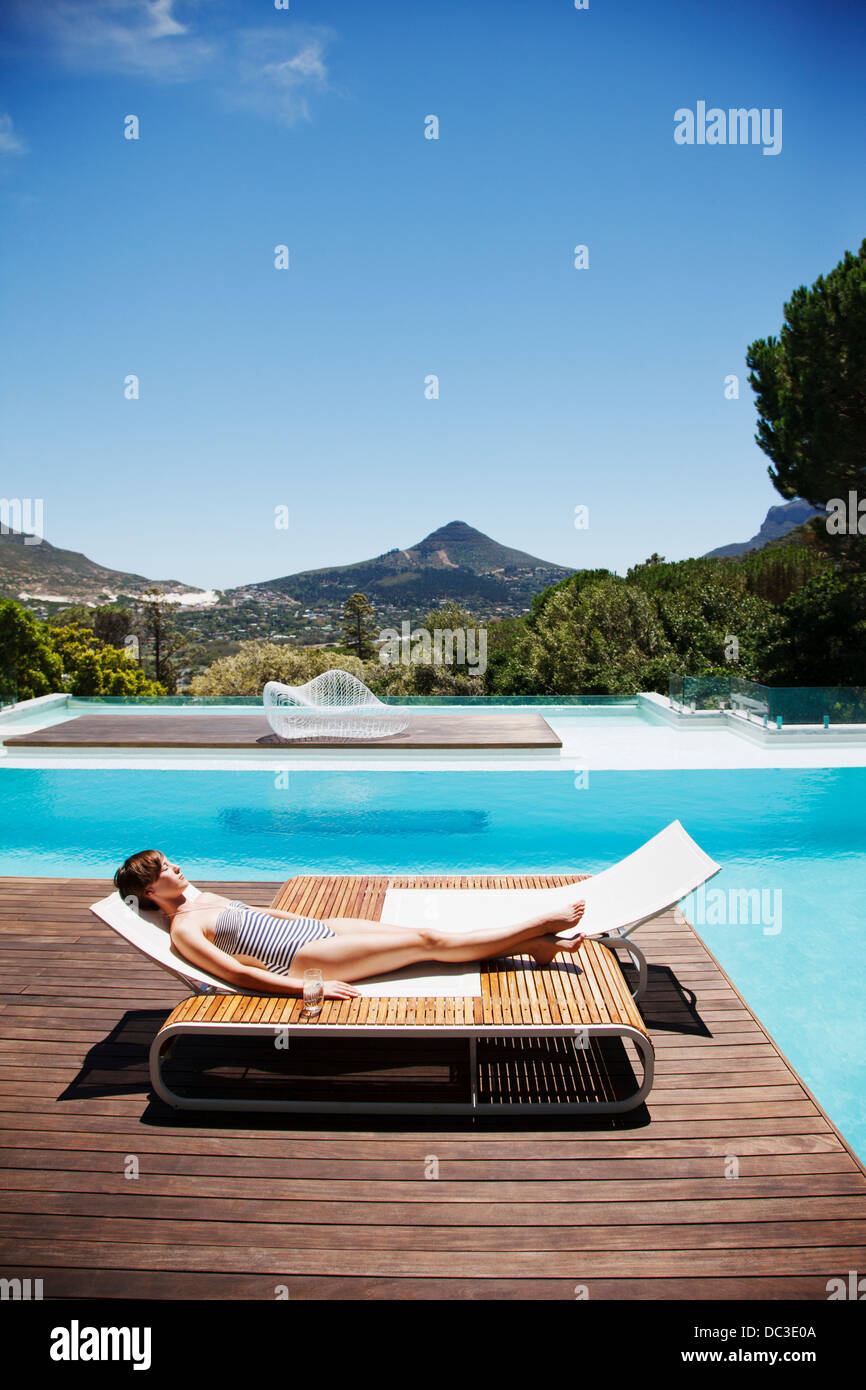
[0,528,209,606]
[703,499,826,559]
[232,521,576,613]
[1,519,575,626]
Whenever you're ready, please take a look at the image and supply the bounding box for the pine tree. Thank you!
[341,592,378,660]
[138,588,182,692]
[746,238,866,568]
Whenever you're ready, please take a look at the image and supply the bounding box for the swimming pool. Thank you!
[1,764,864,1160]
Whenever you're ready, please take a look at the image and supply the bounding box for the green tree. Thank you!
[373,601,487,696]
[738,541,832,606]
[524,576,673,694]
[483,616,538,695]
[48,623,163,696]
[93,604,136,649]
[0,600,63,700]
[0,602,160,701]
[528,569,616,627]
[189,642,369,697]
[746,237,866,567]
[420,600,476,635]
[653,570,777,681]
[46,604,94,629]
[627,556,718,596]
[762,572,866,686]
[69,649,103,696]
[341,592,378,660]
[138,589,182,692]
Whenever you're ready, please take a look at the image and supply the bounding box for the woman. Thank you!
[115,850,587,1000]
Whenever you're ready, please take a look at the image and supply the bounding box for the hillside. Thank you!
[704,499,825,558]
[233,521,575,613]
[0,528,206,605]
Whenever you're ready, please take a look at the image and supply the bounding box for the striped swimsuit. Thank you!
[212,901,335,976]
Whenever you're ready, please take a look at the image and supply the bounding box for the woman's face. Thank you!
[148,854,188,900]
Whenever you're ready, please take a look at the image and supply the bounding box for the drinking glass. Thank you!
[303,968,324,1017]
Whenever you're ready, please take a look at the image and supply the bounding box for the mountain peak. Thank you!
[403,521,562,572]
[704,498,825,559]
[412,521,491,555]
[419,520,482,542]
[239,521,575,614]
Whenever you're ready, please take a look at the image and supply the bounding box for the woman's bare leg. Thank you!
[324,901,585,941]
[292,902,586,982]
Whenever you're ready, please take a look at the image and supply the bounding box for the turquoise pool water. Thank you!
[1,766,863,1160]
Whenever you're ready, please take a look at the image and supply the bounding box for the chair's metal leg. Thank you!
[468,1035,478,1111]
[600,935,648,1001]
[150,1032,182,1108]
[629,1028,655,1108]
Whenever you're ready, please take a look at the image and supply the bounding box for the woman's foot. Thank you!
[534,900,586,935]
[526,933,586,966]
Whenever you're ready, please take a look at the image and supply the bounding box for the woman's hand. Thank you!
[323,980,362,999]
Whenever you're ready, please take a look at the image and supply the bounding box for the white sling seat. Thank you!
[263,670,411,741]
[383,820,722,1001]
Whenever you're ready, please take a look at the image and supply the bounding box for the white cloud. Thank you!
[263,45,328,84]
[0,113,28,155]
[11,0,217,81]
[228,29,336,126]
[4,3,340,125]
[144,0,187,40]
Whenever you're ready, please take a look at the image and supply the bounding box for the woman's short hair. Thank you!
[114,850,164,909]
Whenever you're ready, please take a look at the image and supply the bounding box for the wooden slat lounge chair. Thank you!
[149,942,653,1115]
[90,821,720,1115]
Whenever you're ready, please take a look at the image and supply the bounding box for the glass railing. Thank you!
[71,693,639,707]
[70,694,264,705]
[669,675,866,725]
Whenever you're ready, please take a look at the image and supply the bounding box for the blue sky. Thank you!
[1,0,864,592]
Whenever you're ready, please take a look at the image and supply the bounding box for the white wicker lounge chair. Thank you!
[263,671,411,741]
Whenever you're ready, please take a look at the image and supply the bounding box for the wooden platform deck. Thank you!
[1,873,865,1300]
[4,712,561,750]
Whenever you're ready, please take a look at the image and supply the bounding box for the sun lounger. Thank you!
[147,945,654,1115]
[263,670,411,740]
[89,820,720,1115]
[92,888,653,1114]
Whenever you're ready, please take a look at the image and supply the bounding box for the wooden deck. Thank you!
[1,873,865,1300]
[4,712,561,749]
